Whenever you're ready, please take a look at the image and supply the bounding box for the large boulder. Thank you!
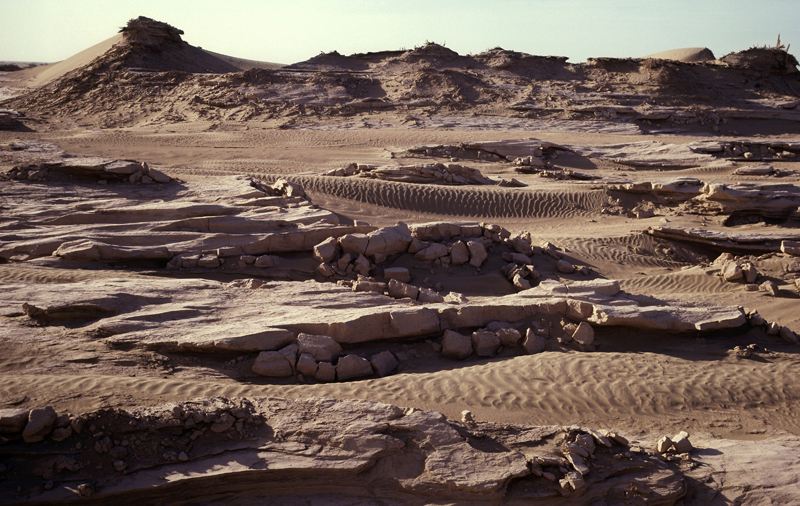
[313,237,338,263]
[339,234,369,255]
[415,243,449,261]
[442,330,473,359]
[450,241,470,265]
[297,333,343,362]
[22,407,57,443]
[467,241,487,268]
[370,351,399,377]
[471,331,500,357]
[252,351,294,377]
[336,354,374,381]
[0,408,30,433]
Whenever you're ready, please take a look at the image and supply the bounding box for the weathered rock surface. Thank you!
[0,396,720,505]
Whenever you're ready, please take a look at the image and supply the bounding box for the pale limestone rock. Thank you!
[354,254,371,275]
[417,287,445,303]
[564,471,586,490]
[471,330,500,357]
[575,434,597,454]
[511,237,533,255]
[523,328,546,354]
[722,262,743,282]
[387,279,419,300]
[315,361,336,382]
[212,327,295,352]
[779,326,799,344]
[513,273,531,289]
[197,254,220,268]
[316,262,334,277]
[241,255,256,265]
[296,353,318,377]
[461,410,474,422]
[0,408,30,433]
[782,240,800,256]
[23,407,57,443]
[336,354,373,381]
[370,351,398,377]
[487,322,521,346]
[556,260,575,274]
[339,234,369,255]
[671,431,693,453]
[252,351,293,377]
[656,436,673,453]
[313,237,338,263]
[271,178,304,197]
[410,222,463,241]
[741,262,758,284]
[450,241,470,265]
[572,322,595,346]
[148,168,171,183]
[766,322,781,335]
[337,253,353,271]
[510,252,532,264]
[352,280,386,293]
[415,243,449,261]
[365,223,412,260]
[442,330,473,359]
[422,443,529,493]
[566,452,590,476]
[467,240,488,268]
[759,280,779,297]
[297,333,342,362]
[383,267,411,283]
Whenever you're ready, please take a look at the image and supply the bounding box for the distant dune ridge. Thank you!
[644,47,716,62]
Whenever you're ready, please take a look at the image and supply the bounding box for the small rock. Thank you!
[113,460,127,472]
[461,410,474,422]
[759,281,779,297]
[383,267,411,283]
[254,255,277,268]
[571,322,595,346]
[671,431,693,453]
[779,326,799,344]
[0,408,30,433]
[556,260,575,274]
[77,483,94,497]
[467,240,488,268]
[656,436,673,453]
[722,262,743,282]
[178,451,189,461]
[522,328,546,354]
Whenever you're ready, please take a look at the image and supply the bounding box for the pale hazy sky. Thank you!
[2,0,798,64]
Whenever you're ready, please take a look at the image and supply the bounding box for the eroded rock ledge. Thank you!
[0,396,685,505]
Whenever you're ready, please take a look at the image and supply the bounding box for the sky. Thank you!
[2,0,799,65]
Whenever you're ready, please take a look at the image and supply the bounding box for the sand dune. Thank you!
[15,34,124,87]
[644,47,716,63]
[273,175,606,219]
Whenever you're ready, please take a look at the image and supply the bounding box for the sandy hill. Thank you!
[2,19,799,133]
[11,16,282,88]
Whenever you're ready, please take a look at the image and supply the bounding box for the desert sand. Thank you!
[1,16,800,505]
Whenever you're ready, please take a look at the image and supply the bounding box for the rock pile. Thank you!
[325,162,493,185]
[747,310,799,344]
[251,332,399,381]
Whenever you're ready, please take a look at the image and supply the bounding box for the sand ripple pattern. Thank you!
[4,351,799,432]
[265,175,605,219]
